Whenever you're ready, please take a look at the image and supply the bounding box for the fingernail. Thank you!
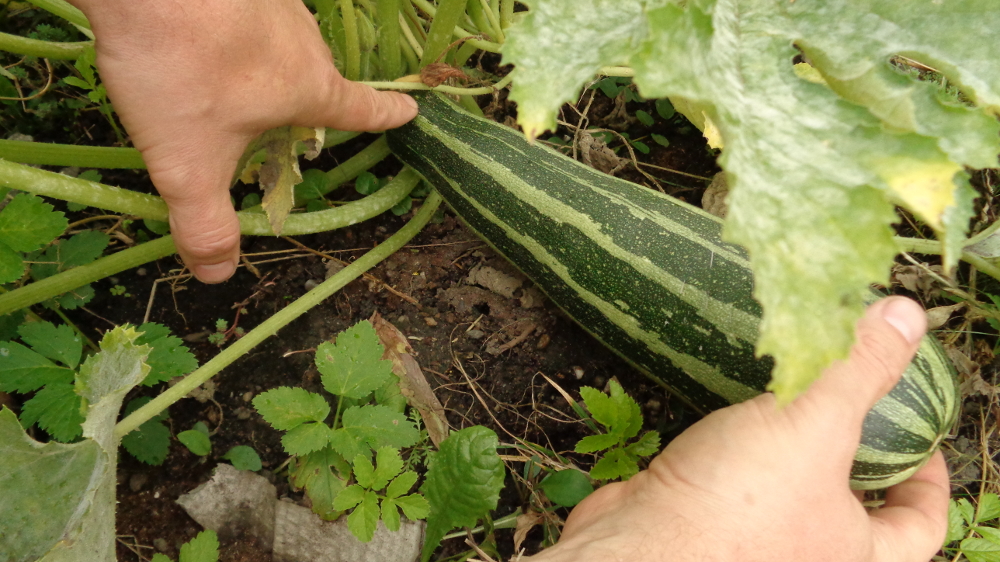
[402,95,419,111]
[194,260,236,284]
[881,298,923,345]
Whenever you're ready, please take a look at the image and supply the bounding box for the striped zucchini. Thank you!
[386,92,958,489]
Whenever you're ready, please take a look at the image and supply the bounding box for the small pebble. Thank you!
[466,329,485,340]
[396,315,409,324]
[154,538,169,553]
[136,268,147,276]
[242,391,253,403]
[572,366,585,380]
[235,407,252,420]
[536,333,551,350]
[129,472,148,492]
[645,398,662,413]
[424,317,438,327]
[304,279,321,291]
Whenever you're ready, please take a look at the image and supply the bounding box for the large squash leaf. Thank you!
[503,0,1000,402]
[0,326,151,561]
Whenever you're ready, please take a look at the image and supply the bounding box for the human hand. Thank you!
[531,296,949,562]
[67,0,418,282]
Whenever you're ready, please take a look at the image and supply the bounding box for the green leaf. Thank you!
[374,374,407,413]
[504,0,650,139]
[192,421,210,437]
[420,426,505,562]
[382,497,402,532]
[77,169,102,183]
[948,500,970,544]
[20,382,84,442]
[371,447,405,491]
[178,429,212,456]
[252,386,330,430]
[574,432,620,454]
[504,0,1000,402]
[539,469,594,507]
[56,230,110,268]
[959,498,978,526]
[63,76,91,90]
[393,493,430,521]
[355,171,381,195]
[654,98,675,120]
[294,168,327,202]
[151,554,172,562]
[385,470,419,500]
[291,447,348,520]
[240,193,262,210]
[635,109,654,126]
[590,447,639,481]
[0,193,67,253]
[317,320,394,399]
[0,241,25,284]
[979,526,1000,545]
[224,445,262,471]
[625,430,661,457]
[978,494,1000,523]
[281,421,333,456]
[0,311,26,341]
[0,340,75,393]
[50,283,96,310]
[347,489,381,542]
[330,426,368,462]
[630,140,650,154]
[122,402,172,467]
[0,408,103,561]
[136,322,199,385]
[651,133,670,147]
[353,453,376,489]
[179,529,220,562]
[338,404,419,453]
[391,195,413,216]
[18,320,83,369]
[334,483,367,511]
[144,218,170,235]
[962,537,1000,562]
[579,380,642,439]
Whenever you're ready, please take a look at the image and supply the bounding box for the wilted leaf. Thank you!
[257,126,325,234]
[371,313,449,446]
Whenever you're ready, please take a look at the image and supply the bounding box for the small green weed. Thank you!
[177,421,212,456]
[151,529,219,562]
[574,380,661,480]
[943,493,1000,561]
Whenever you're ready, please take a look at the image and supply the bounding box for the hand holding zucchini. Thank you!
[386,92,958,489]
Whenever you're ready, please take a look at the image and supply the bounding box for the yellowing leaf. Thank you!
[874,157,961,232]
[701,112,724,149]
[257,126,325,234]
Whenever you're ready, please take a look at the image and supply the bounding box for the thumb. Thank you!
[793,296,927,428]
[314,75,419,132]
[144,137,243,284]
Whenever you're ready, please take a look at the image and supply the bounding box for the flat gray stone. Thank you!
[176,464,277,551]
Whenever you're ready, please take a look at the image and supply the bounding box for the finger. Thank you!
[144,139,243,284]
[316,76,419,132]
[870,450,950,562]
[792,297,926,427]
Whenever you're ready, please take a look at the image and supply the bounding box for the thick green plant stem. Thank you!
[242,167,421,235]
[0,140,145,168]
[0,32,90,60]
[0,236,176,317]
[376,0,403,79]
[895,235,1000,283]
[0,169,419,313]
[114,190,444,439]
[478,0,505,43]
[0,130,359,170]
[313,135,392,200]
[339,0,362,80]
[500,0,514,30]
[419,0,468,66]
[27,0,90,30]
[0,159,169,219]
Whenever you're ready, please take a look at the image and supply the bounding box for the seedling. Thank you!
[333,447,430,542]
[151,529,219,562]
[177,421,212,457]
[574,380,661,481]
[943,493,1000,562]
